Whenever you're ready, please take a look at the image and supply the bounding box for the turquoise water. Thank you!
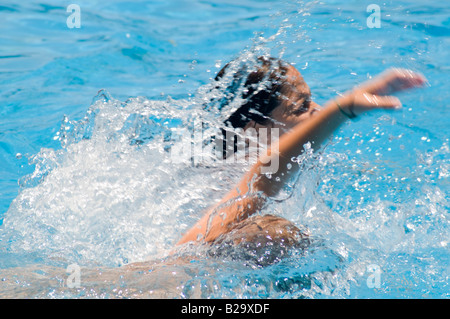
[0,0,448,298]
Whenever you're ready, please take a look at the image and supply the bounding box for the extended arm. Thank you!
[177,68,426,245]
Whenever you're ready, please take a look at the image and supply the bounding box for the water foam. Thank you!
[0,87,250,267]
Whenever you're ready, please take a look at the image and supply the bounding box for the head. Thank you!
[215,56,321,137]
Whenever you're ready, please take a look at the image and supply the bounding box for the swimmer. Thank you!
[176,56,426,253]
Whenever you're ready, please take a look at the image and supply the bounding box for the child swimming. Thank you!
[176,56,426,253]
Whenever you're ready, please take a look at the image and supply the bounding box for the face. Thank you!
[244,65,321,140]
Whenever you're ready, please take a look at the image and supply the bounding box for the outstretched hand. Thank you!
[343,68,427,116]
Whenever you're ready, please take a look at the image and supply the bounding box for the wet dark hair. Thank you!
[214,56,291,129]
[206,56,310,159]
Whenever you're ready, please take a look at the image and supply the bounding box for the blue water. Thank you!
[0,0,448,298]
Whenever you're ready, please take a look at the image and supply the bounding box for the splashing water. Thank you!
[2,88,240,266]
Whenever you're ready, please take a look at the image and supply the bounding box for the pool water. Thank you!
[0,0,448,298]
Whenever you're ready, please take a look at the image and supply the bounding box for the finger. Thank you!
[358,93,402,110]
[379,68,427,95]
[372,95,402,109]
[373,95,402,109]
[385,69,426,93]
[361,68,427,95]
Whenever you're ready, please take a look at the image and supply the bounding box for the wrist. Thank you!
[335,93,357,119]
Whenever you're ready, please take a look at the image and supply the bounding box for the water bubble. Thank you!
[189,60,198,70]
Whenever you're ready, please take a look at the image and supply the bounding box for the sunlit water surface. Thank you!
[0,0,448,298]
